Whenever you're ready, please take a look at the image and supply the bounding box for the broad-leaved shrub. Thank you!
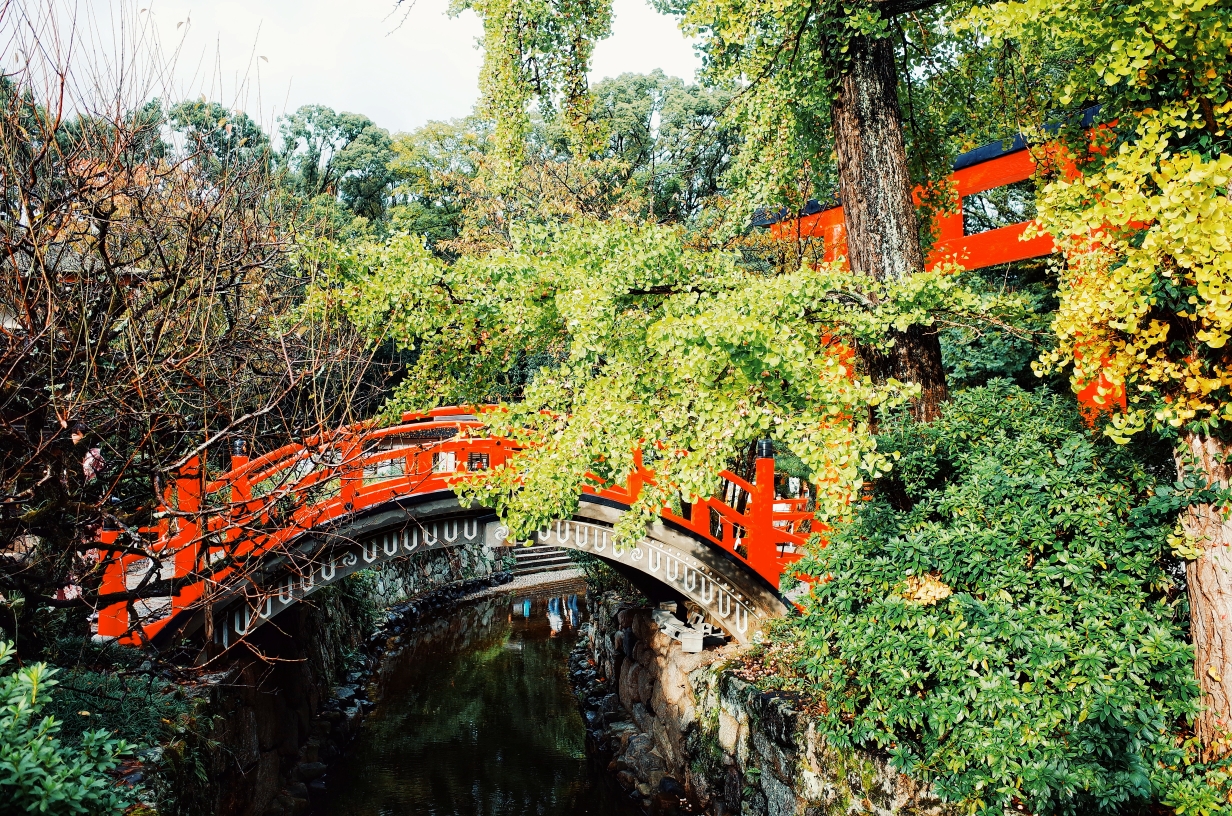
[790,382,1224,814]
[0,641,131,815]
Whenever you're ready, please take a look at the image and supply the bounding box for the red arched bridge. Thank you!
[95,409,814,649]
[94,132,1069,652]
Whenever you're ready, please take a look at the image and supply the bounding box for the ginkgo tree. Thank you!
[431,0,984,420]
[307,220,1015,542]
[967,0,1232,757]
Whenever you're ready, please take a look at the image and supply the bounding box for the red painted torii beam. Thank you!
[760,141,1054,271]
[95,409,811,646]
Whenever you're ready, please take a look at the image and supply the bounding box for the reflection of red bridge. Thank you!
[95,134,1079,651]
[96,409,811,649]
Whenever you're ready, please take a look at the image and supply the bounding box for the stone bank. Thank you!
[576,593,956,816]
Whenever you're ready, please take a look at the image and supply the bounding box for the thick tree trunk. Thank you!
[831,33,947,421]
[831,34,922,284]
[1176,431,1232,759]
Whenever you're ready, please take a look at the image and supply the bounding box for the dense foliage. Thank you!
[965,0,1232,758]
[966,0,1232,438]
[0,641,132,815]
[783,383,1225,814]
[311,218,1028,540]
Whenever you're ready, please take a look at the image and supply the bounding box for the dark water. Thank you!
[320,586,637,816]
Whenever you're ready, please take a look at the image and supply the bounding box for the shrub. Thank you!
[0,641,132,815]
[568,549,646,600]
[787,382,1220,815]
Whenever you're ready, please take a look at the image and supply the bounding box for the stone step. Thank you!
[514,567,581,579]
[513,550,573,564]
[505,546,576,575]
[511,544,567,555]
[514,557,576,569]
[511,547,570,560]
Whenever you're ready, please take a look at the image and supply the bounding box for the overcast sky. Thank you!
[94,0,701,135]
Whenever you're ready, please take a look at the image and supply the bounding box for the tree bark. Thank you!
[830,33,948,421]
[1176,431,1232,759]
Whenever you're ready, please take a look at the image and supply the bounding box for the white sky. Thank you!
[88,0,702,135]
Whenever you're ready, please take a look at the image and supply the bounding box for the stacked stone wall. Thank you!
[579,593,956,816]
[369,542,497,606]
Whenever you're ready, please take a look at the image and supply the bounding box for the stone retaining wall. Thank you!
[368,542,498,606]
[578,593,955,816]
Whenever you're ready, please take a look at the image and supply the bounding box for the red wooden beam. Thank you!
[768,148,1055,271]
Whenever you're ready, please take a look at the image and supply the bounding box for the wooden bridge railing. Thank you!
[95,408,808,645]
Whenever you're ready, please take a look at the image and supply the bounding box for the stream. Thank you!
[317,585,637,816]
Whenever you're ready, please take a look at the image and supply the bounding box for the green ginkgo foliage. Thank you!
[306,218,1028,543]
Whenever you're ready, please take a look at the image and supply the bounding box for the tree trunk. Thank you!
[1176,431,1232,759]
[830,33,947,421]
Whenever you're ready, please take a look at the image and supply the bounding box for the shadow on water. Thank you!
[319,586,638,816]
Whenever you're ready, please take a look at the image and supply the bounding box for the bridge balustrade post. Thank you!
[628,450,645,499]
[340,438,361,507]
[95,527,128,639]
[172,457,203,612]
[747,440,780,585]
[227,440,251,552]
[229,439,251,505]
[691,498,714,540]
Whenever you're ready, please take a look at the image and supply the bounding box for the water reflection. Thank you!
[320,586,635,816]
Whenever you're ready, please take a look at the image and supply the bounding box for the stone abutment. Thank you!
[575,592,956,816]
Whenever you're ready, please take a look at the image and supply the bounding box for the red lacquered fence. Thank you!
[96,408,811,645]
[765,143,1053,271]
[763,133,1128,415]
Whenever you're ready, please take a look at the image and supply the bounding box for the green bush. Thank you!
[787,382,1221,815]
[568,550,646,601]
[0,641,132,815]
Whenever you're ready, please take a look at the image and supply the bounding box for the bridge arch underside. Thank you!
[157,493,789,651]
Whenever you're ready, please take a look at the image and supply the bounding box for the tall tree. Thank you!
[447,0,954,418]
[589,70,734,222]
[387,118,488,248]
[658,0,954,417]
[277,105,394,220]
[445,0,612,182]
[383,76,734,255]
[169,101,271,179]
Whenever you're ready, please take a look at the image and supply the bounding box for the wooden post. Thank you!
[229,439,251,507]
[95,528,127,639]
[172,457,202,615]
[748,440,779,583]
[628,449,645,500]
[340,437,361,508]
